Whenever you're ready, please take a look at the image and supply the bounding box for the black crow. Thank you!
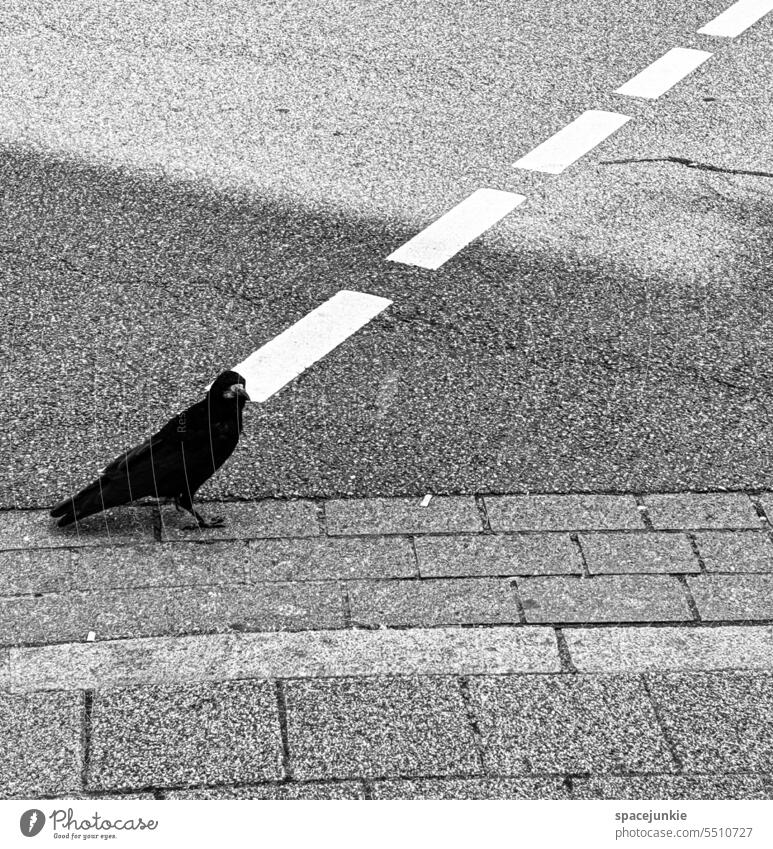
[50,370,249,529]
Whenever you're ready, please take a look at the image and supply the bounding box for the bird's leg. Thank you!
[177,493,225,530]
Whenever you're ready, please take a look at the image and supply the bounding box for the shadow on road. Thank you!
[1,143,772,505]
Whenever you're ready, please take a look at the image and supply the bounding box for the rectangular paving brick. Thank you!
[579,532,697,574]
[688,574,773,620]
[88,679,283,790]
[0,544,246,596]
[72,543,246,590]
[0,587,171,646]
[565,625,773,672]
[167,582,344,633]
[0,690,83,795]
[572,774,770,800]
[0,507,155,550]
[324,496,481,535]
[372,777,569,799]
[485,495,644,531]
[10,627,559,692]
[283,676,480,779]
[415,534,581,577]
[646,671,773,772]
[516,575,691,623]
[643,493,759,529]
[243,536,417,580]
[349,578,519,627]
[165,781,366,799]
[160,499,319,541]
[468,674,675,774]
[694,531,773,573]
[0,548,74,594]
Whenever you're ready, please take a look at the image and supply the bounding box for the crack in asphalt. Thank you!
[600,156,773,180]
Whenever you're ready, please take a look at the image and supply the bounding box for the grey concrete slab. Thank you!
[0,508,155,550]
[468,674,675,774]
[283,676,480,779]
[243,536,417,581]
[415,533,581,577]
[0,587,171,646]
[325,497,481,535]
[646,671,773,772]
[72,543,247,590]
[0,548,74,594]
[579,532,698,574]
[160,500,319,541]
[372,777,570,799]
[516,575,691,623]
[485,495,644,531]
[643,494,760,529]
[694,531,773,573]
[566,625,773,673]
[0,690,83,796]
[165,781,365,799]
[688,574,773,621]
[88,679,283,790]
[572,774,771,800]
[9,626,560,692]
[166,582,344,633]
[348,578,519,627]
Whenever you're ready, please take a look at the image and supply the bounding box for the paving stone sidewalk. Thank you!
[2,492,773,799]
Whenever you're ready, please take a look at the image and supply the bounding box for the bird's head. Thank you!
[208,370,250,403]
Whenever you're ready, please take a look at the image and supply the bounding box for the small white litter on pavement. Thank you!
[86,631,96,642]
[420,494,433,507]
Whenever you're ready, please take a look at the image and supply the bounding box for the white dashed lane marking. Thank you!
[614,47,713,100]
[386,188,526,270]
[229,290,392,402]
[514,109,631,174]
[698,0,773,37]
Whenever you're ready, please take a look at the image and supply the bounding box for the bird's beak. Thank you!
[231,384,250,401]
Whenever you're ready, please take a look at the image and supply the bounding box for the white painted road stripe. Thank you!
[386,188,526,270]
[614,47,713,100]
[8,627,561,691]
[514,110,631,174]
[230,290,392,402]
[698,0,773,37]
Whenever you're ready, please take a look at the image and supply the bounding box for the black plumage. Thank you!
[50,370,249,529]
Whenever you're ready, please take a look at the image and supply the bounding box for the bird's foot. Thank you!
[182,515,225,531]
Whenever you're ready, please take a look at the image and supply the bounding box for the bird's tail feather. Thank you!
[50,479,108,527]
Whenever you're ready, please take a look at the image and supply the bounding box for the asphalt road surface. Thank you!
[2,0,773,507]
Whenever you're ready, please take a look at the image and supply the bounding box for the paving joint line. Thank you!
[632,494,655,530]
[553,628,578,673]
[508,579,528,624]
[675,574,702,621]
[640,676,684,773]
[314,500,329,537]
[686,533,709,574]
[274,680,293,781]
[361,779,374,800]
[457,677,486,776]
[474,494,493,533]
[569,533,592,577]
[81,689,94,793]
